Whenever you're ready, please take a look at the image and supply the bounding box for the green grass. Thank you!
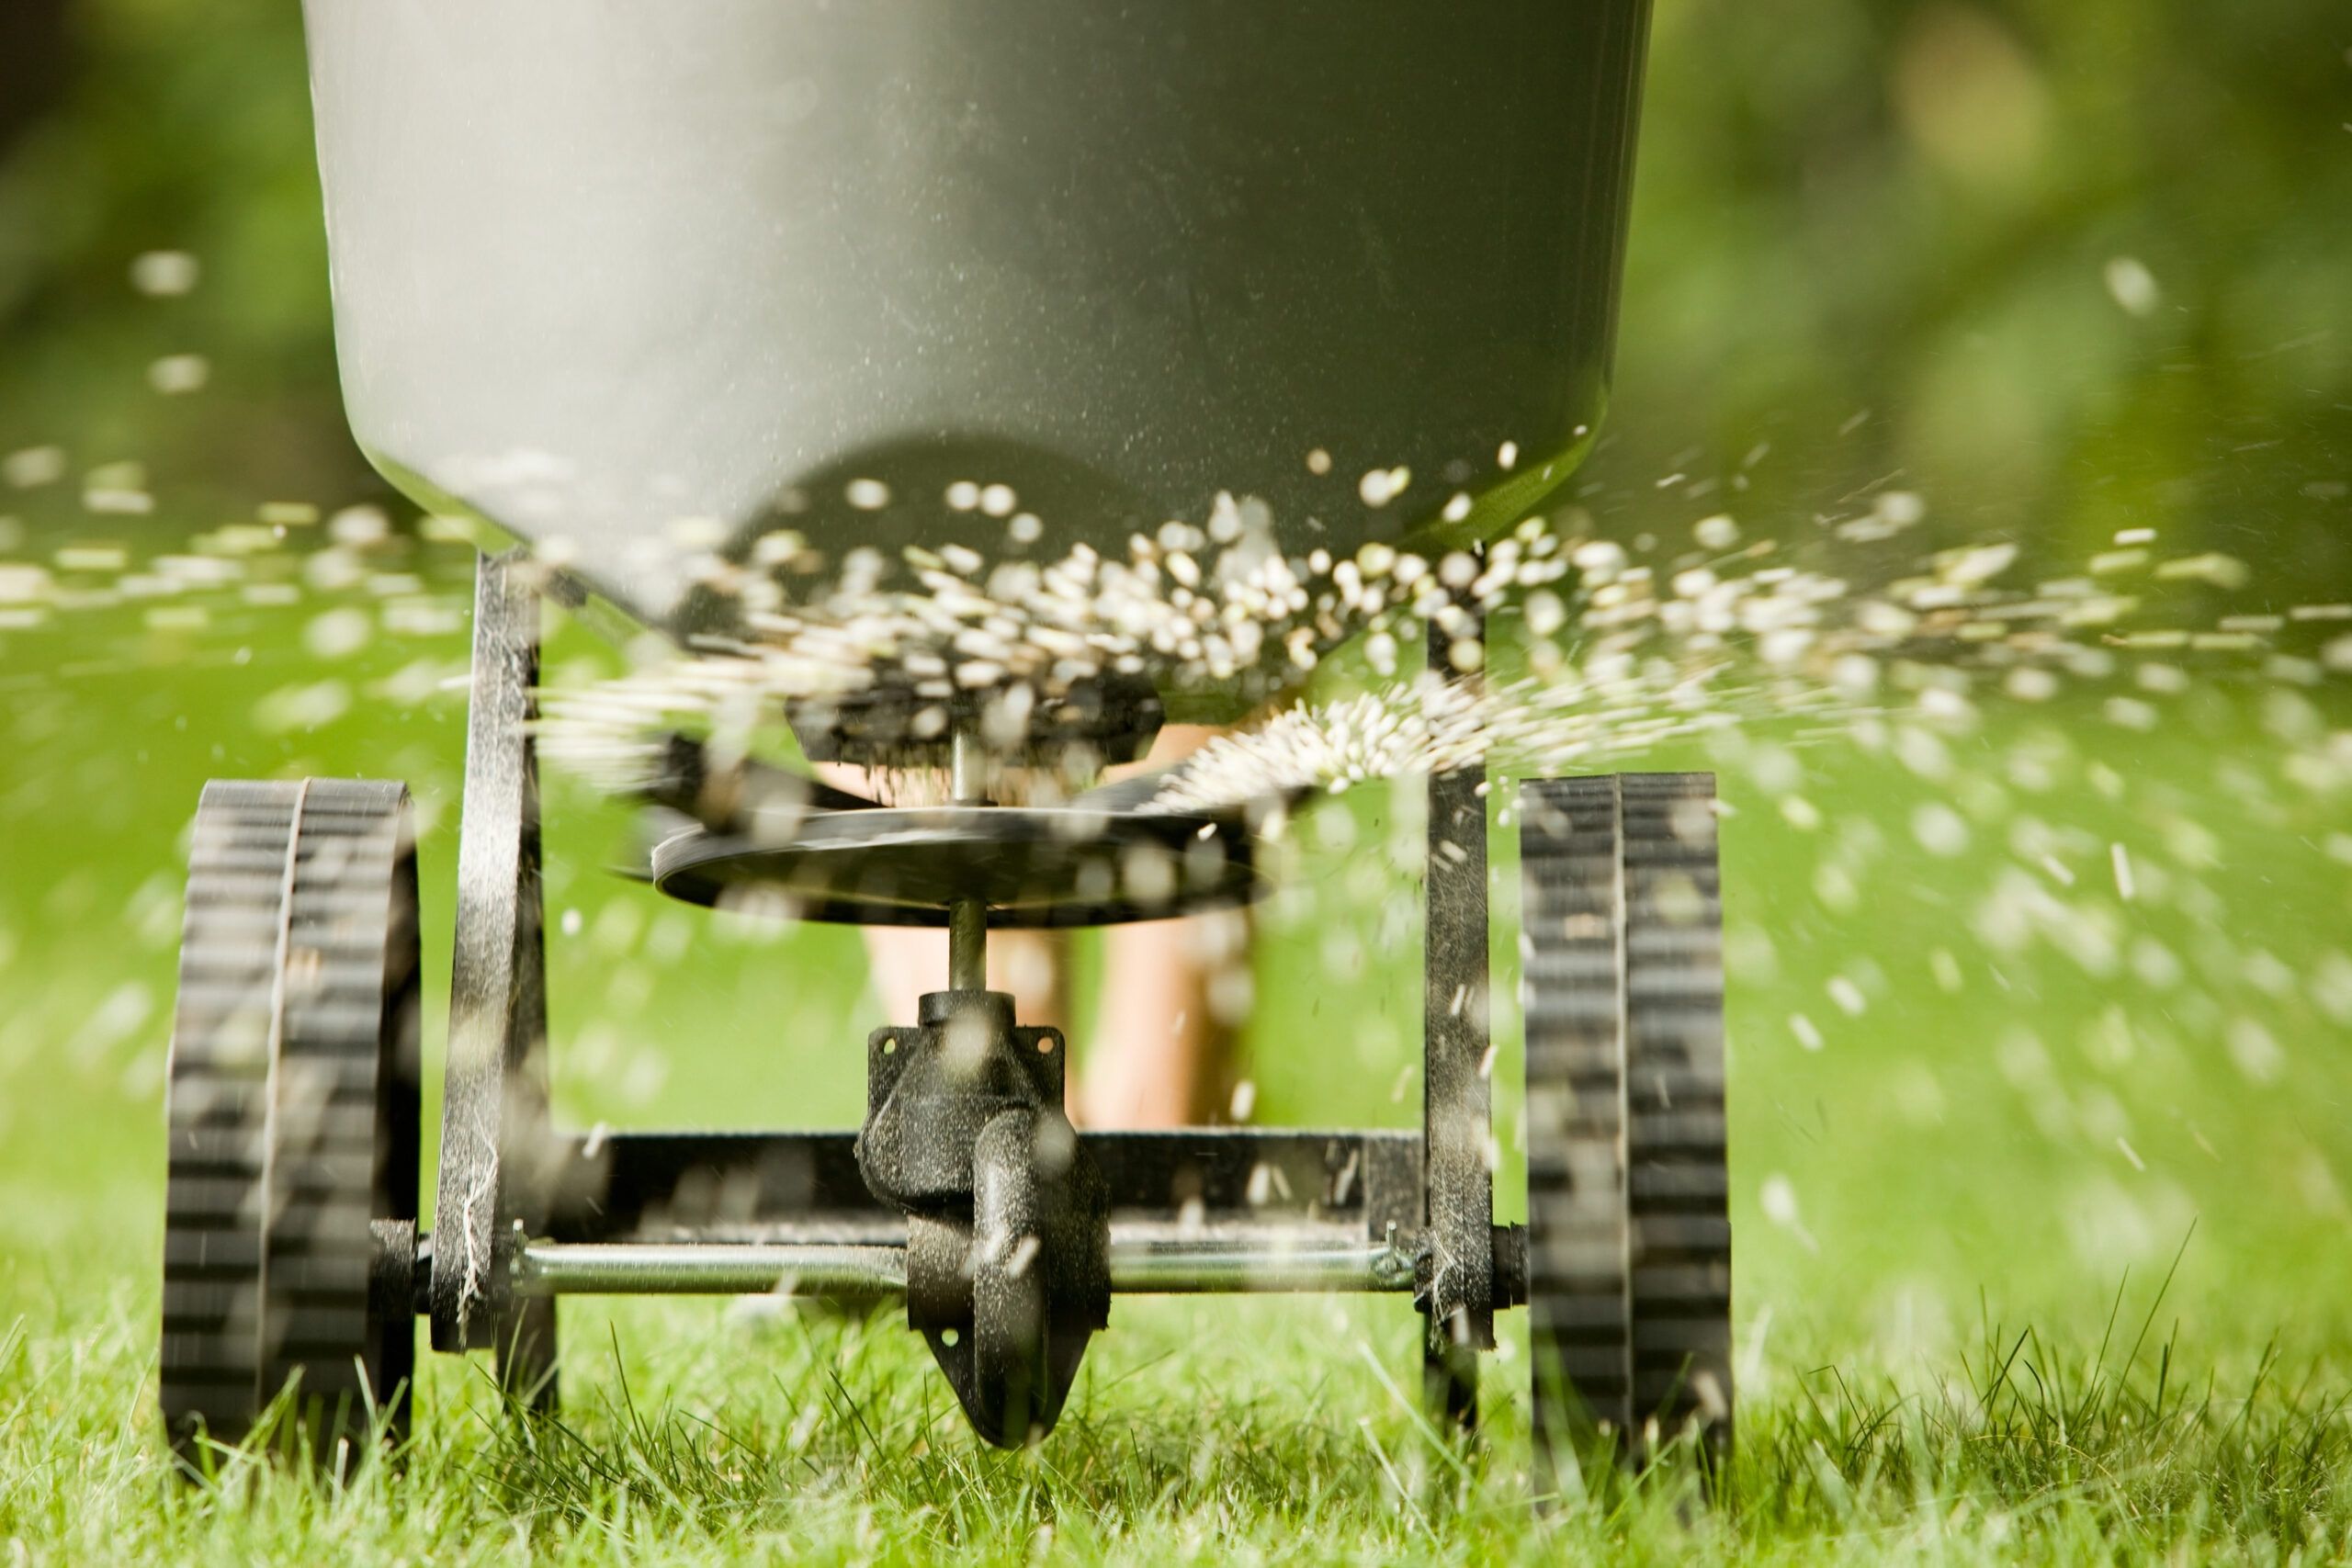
[9,1280,2352,1562]
[6,542,2352,1562]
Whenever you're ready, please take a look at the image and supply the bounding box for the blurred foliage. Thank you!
[1612,0,2352,582]
[0,0,365,516]
[3,0,2346,574]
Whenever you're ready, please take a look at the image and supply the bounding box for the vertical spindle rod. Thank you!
[947,718,989,991]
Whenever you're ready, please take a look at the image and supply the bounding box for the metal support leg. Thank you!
[1422,621,1494,1430]
[430,549,558,1410]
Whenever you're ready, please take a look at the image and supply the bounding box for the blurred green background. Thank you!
[3,0,2350,1402]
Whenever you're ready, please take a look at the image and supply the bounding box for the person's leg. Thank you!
[1076,724,1243,1129]
[1079,906,1246,1129]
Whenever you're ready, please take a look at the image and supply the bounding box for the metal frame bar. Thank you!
[431,549,558,1403]
[430,557,1510,1426]
[513,1235,1420,1298]
[1422,618,1496,1426]
[542,1128,1427,1244]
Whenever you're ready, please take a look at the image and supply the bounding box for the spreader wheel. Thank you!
[161,779,423,1469]
[1520,773,1731,1469]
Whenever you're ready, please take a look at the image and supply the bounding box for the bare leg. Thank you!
[1076,725,1243,1129]
[1080,906,1247,1129]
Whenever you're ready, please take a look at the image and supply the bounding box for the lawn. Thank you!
[4,533,2351,1563]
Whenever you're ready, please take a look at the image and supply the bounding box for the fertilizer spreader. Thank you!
[159,0,1729,1483]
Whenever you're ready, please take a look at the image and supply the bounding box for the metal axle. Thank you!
[509,1235,1421,1299]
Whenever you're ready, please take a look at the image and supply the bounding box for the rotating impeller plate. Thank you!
[648,803,1264,927]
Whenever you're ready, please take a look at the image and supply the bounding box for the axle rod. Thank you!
[509,1235,1421,1299]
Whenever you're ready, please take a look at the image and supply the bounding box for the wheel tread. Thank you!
[160,779,420,1465]
[1522,773,1732,1468]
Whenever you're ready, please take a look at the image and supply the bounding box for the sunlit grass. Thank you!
[6,1276,2352,1563]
